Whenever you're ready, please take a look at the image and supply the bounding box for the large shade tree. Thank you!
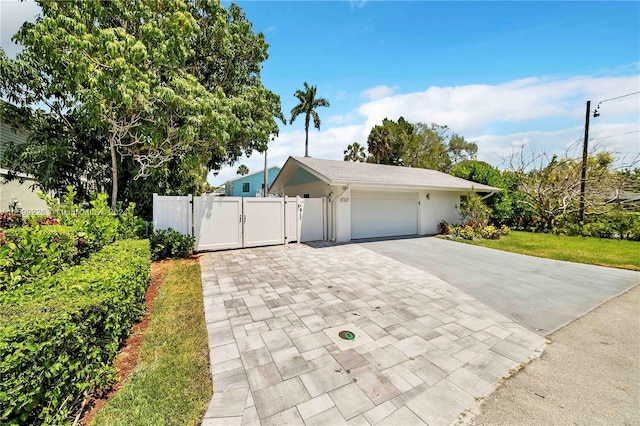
[363,118,477,172]
[0,0,283,211]
[289,82,330,157]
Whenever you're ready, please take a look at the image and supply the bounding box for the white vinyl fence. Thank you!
[152,194,192,236]
[153,194,326,252]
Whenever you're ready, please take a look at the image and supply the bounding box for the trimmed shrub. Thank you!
[0,225,79,292]
[149,227,195,261]
[0,239,151,425]
[500,224,511,236]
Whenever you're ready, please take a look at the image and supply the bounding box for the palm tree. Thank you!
[367,125,391,164]
[237,164,249,175]
[343,142,367,162]
[290,82,330,157]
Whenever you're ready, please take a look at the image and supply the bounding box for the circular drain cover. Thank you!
[338,330,356,341]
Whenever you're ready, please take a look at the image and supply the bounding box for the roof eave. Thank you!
[330,180,502,192]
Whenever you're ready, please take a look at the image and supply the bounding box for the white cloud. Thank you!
[358,75,640,135]
[208,73,640,186]
[360,85,398,101]
[349,0,367,9]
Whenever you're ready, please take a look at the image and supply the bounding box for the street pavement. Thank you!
[468,284,640,425]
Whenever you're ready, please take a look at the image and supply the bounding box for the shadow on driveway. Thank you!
[356,237,640,335]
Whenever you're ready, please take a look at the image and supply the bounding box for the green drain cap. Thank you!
[338,330,355,341]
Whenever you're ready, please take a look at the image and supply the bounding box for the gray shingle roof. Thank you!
[288,156,501,192]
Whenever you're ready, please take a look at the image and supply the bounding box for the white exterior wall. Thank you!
[418,190,463,235]
[281,180,468,240]
[0,172,50,213]
[332,185,351,242]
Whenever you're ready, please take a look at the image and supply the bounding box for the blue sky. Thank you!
[2,1,639,186]
[209,1,639,186]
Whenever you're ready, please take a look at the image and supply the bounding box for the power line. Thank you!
[589,129,640,141]
[597,91,640,104]
[593,91,640,116]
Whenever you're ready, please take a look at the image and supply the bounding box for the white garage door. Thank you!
[351,191,418,239]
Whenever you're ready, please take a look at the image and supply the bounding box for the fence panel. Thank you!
[193,196,242,251]
[243,198,285,248]
[300,197,326,242]
[152,194,192,236]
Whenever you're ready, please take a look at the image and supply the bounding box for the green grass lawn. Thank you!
[446,231,640,271]
[91,259,212,426]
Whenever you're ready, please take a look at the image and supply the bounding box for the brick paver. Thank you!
[200,243,546,425]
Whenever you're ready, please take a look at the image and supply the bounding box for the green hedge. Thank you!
[0,239,151,425]
[0,225,79,292]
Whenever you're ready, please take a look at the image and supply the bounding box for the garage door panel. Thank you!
[351,191,417,239]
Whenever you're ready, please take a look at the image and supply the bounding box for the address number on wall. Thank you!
[340,198,350,202]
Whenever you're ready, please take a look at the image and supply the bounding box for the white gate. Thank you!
[153,193,325,252]
[194,196,242,251]
[243,197,285,248]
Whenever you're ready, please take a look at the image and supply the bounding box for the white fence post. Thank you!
[152,193,158,231]
[296,196,303,244]
[187,194,193,237]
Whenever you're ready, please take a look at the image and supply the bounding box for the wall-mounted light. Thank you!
[426,193,430,200]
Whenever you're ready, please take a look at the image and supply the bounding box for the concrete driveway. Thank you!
[200,243,546,425]
[357,237,640,335]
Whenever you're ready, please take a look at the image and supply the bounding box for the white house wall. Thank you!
[418,190,463,234]
[0,173,49,213]
[332,185,351,242]
[281,180,468,241]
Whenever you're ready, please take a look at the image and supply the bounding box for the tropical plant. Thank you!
[343,142,367,162]
[289,82,330,157]
[459,190,492,230]
[236,164,249,176]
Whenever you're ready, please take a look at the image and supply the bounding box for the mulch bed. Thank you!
[78,260,170,425]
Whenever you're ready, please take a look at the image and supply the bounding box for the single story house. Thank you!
[224,166,281,197]
[270,156,500,242]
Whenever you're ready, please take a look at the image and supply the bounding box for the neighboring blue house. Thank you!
[224,166,281,197]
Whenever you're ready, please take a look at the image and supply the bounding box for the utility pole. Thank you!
[579,100,590,223]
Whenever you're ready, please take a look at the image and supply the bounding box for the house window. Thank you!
[303,194,310,198]
[460,195,468,208]
[242,182,250,193]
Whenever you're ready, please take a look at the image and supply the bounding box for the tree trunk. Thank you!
[305,114,310,157]
[109,134,118,210]
[263,149,268,196]
[304,126,309,157]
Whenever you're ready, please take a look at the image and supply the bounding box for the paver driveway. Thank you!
[200,243,546,425]
[357,237,640,335]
